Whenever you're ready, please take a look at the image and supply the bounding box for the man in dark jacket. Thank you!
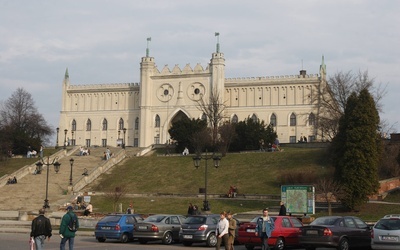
[59,206,79,250]
[30,208,52,250]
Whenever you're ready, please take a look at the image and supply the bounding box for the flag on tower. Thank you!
[147,37,151,41]
[215,32,219,36]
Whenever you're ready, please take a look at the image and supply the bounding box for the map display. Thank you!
[281,185,315,215]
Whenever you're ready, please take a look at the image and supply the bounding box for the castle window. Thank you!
[232,114,238,123]
[155,115,160,128]
[72,119,77,131]
[119,118,124,130]
[290,113,296,126]
[270,114,277,127]
[102,119,108,131]
[251,114,258,122]
[201,113,207,121]
[135,117,139,130]
[309,113,315,126]
[86,119,92,131]
[194,88,200,95]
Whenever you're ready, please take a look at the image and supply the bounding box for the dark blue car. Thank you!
[95,214,144,243]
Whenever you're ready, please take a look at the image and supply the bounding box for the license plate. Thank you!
[138,226,147,230]
[306,230,318,235]
[101,226,111,230]
[246,229,255,233]
[382,236,398,241]
[183,235,193,239]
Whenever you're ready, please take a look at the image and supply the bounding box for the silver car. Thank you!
[135,214,186,245]
[371,214,400,250]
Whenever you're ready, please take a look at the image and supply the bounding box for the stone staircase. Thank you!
[0,146,123,212]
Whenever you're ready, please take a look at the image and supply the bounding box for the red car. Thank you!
[237,216,303,250]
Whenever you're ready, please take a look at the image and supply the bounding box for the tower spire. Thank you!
[65,68,69,80]
[215,32,220,53]
[146,37,151,57]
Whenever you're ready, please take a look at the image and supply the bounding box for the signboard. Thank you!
[281,185,315,215]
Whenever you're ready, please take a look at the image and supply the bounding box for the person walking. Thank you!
[216,211,229,250]
[30,208,52,250]
[59,206,79,250]
[227,211,237,250]
[279,201,287,216]
[255,208,275,250]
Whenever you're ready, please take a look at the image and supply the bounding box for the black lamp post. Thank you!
[192,151,221,211]
[35,157,61,209]
[123,128,127,149]
[71,131,74,146]
[63,129,68,149]
[69,158,74,186]
[118,130,121,146]
[56,127,59,149]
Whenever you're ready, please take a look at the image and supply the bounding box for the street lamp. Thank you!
[63,129,68,149]
[123,128,127,149]
[56,127,59,149]
[192,151,221,211]
[35,157,61,209]
[69,158,74,186]
[118,130,121,146]
[71,131,74,146]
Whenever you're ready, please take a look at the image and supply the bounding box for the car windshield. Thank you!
[250,216,276,223]
[375,219,400,230]
[144,215,166,223]
[99,216,121,223]
[311,217,340,226]
[185,216,207,224]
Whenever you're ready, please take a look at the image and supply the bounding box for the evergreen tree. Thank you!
[168,117,207,153]
[332,89,380,210]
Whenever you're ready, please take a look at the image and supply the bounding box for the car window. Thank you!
[171,216,180,224]
[344,218,356,228]
[185,216,206,224]
[282,218,291,228]
[311,217,338,225]
[290,218,303,228]
[354,217,368,228]
[209,217,219,225]
[134,215,144,222]
[126,216,135,224]
[375,219,400,230]
[339,220,345,227]
[165,217,170,224]
[100,215,121,223]
[145,215,166,223]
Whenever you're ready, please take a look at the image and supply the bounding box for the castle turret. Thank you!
[209,34,225,104]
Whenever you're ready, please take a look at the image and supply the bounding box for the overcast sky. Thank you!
[1,0,399,140]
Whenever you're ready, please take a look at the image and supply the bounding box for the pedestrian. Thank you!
[126,203,134,214]
[30,208,52,250]
[216,211,229,250]
[279,201,287,216]
[40,144,44,158]
[187,203,194,215]
[84,202,93,216]
[59,206,79,250]
[227,211,237,250]
[255,208,275,250]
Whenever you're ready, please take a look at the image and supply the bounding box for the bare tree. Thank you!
[316,178,342,215]
[105,185,129,213]
[315,70,387,141]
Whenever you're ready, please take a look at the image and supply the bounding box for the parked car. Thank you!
[134,214,186,245]
[371,214,400,249]
[179,214,220,247]
[95,214,144,243]
[237,216,303,250]
[299,216,371,250]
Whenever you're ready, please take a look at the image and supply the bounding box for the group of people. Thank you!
[259,138,281,152]
[6,176,17,184]
[30,206,79,250]
[227,185,238,198]
[298,136,308,143]
[215,211,237,250]
[79,146,90,156]
[27,145,44,158]
[102,148,112,160]
[187,203,201,215]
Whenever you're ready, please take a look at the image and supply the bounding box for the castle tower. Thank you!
[209,51,225,105]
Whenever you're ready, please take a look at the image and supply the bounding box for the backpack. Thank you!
[68,213,78,232]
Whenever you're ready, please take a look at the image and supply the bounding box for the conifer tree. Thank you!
[332,89,380,210]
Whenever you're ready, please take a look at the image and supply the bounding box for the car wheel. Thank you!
[97,237,106,242]
[162,232,173,245]
[120,233,129,243]
[183,241,193,246]
[337,238,349,250]
[206,233,217,247]
[138,238,148,244]
[245,245,255,250]
[275,237,285,250]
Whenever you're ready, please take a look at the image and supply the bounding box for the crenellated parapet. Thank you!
[67,82,140,91]
[225,73,320,83]
[155,63,209,76]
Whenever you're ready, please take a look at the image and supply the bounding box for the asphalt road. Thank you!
[0,233,336,250]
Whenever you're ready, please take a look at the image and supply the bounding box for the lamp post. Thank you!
[123,128,127,149]
[192,151,221,211]
[118,130,121,146]
[71,131,74,146]
[35,157,61,209]
[63,129,68,149]
[69,158,74,186]
[56,127,59,149]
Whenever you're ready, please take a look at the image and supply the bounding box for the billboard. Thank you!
[281,185,315,215]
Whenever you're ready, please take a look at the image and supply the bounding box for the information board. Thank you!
[281,185,315,215]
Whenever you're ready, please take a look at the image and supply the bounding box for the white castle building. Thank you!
[58,42,326,148]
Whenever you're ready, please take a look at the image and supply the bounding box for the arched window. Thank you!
[119,118,124,130]
[155,115,160,128]
[102,119,108,131]
[290,113,296,126]
[135,117,139,130]
[201,113,207,121]
[72,119,77,131]
[86,119,92,131]
[309,113,315,126]
[251,114,258,122]
[232,114,238,123]
[270,114,277,127]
